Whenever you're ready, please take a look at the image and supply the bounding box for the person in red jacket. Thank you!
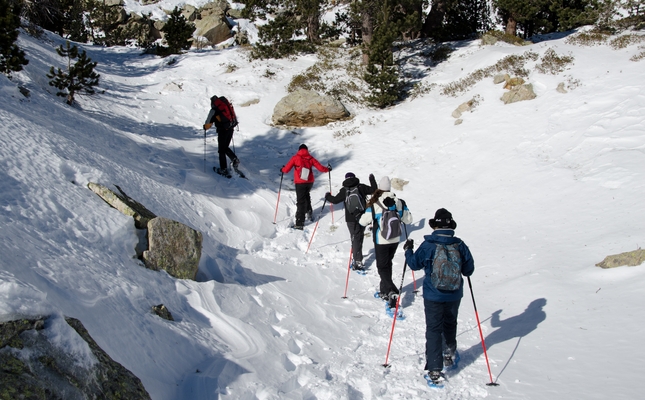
[281,144,331,229]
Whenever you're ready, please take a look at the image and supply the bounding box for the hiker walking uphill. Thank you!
[359,176,412,307]
[325,172,377,270]
[403,208,474,386]
[281,144,331,230]
[204,95,239,178]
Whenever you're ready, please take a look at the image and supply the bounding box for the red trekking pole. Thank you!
[306,199,327,253]
[382,261,408,367]
[341,247,352,298]
[467,276,499,386]
[273,170,284,224]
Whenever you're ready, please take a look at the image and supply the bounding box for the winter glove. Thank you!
[403,239,414,251]
[203,123,212,130]
[325,192,332,202]
[383,197,395,207]
[327,164,332,172]
[280,165,285,174]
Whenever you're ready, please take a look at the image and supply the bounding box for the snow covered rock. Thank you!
[142,217,202,280]
[88,183,157,229]
[0,316,150,399]
[193,1,233,46]
[501,83,537,104]
[272,89,351,127]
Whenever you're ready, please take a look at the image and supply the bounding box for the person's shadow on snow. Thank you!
[454,298,547,382]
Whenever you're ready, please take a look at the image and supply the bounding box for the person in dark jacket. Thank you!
[203,96,239,177]
[281,144,330,229]
[325,172,378,270]
[404,208,474,385]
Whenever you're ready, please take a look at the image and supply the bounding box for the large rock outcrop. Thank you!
[193,1,233,46]
[0,316,150,399]
[88,183,203,279]
[143,217,203,280]
[272,89,351,127]
[88,183,156,229]
[500,83,537,104]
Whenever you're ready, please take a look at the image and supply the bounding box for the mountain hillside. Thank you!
[1,22,645,400]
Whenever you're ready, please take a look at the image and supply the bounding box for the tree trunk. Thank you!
[420,0,448,38]
[307,10,321,43]
[362,10,374,65]
[505,15,517,36]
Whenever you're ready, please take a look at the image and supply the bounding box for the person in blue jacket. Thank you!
[404,208,474,384]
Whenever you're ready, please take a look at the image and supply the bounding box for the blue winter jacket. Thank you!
[404,229,474,302]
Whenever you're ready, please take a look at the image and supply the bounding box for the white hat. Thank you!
[378,176,391,191]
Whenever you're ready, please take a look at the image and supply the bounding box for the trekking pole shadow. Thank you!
[457,297,547,384]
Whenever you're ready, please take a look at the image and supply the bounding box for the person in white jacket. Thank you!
[359,176,412,308]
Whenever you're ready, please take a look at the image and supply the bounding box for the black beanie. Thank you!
[429,208,457,229]
[299,144,308,150]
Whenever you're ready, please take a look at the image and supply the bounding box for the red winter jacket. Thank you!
[281,148,329,184]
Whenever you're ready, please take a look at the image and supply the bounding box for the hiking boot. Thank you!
[215,167,232,178]
[293,224,304,230]
[352,261,364,271]
[388,292,398,309]
[428,370,443,384]
[443,348,455,367]
[232,158,240,168]
[444,348,459,368]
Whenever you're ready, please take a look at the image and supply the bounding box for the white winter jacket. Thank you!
[359,191,412,245]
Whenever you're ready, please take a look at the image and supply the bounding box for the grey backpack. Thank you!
[430,243,462,291]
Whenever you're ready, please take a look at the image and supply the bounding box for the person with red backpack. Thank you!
[281,144,331,230]
[203,95,239,178]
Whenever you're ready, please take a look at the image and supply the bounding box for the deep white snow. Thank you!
[1,10,645,400]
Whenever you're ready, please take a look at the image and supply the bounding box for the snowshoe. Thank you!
[214,167,232,178]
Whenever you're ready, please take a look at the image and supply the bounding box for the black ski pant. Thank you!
[217,127,237,169]
[423,298,461,372]
[295,182,313,226]
[347,221,366,263]
[374,242,400,296]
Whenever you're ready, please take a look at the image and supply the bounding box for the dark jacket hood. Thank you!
[342,177,360,188]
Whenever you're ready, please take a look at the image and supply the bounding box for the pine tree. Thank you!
[0,0,29,77]
[364,0,401,108]
[160,7,194,55]
[47,41,100,105]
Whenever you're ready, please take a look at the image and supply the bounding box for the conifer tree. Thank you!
[364,0,400,108]
[47,41,100,105]
[0,0,29,77]
[161,7,194,55]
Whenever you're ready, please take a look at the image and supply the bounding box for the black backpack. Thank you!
[210,96,238,129]
[344,186,365,219]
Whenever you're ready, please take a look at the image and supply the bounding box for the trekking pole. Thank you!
[306,199,327,253]
[203,129,207,173]
[341,247,353,298]
[467,276,499,386]
[327,165,334,224]
[402,223,418,293]
[273,171,284,224]
[382,261,408,367]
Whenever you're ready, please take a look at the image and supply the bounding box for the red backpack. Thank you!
[210,96,238,129]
